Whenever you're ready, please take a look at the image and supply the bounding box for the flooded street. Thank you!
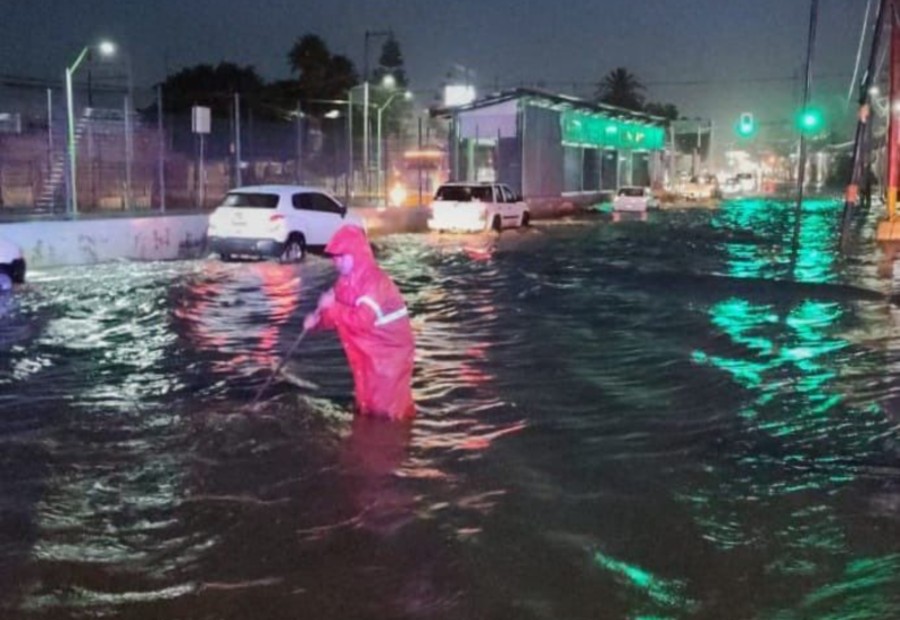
[2,199,900,619]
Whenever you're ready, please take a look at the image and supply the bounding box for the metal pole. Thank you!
[199,134,206,209]
[296,103,304,184]
[418,116,423,207]
[47,88,54,176]
[377,106,383,205]
[363,81,370,199]
[66,67,77,215]
[792,0,820,271]
[849,0,875,105]
[234,92,242,187]
[125,52,133,210]
[364,31,370,83]
[842,0,889,232]
[157,84,166,212]
[346,92,353,205]
[124,94,133,210]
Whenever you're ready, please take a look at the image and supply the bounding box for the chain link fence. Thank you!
[0,78,443,216]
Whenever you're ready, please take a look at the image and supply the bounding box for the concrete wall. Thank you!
[4,207,431,269]
[4,198,582,269]
[4,215,209,268]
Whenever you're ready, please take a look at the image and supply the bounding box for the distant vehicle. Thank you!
[428,182,530,233]
[683,175,720,201]
[0,238,26,284]
[735,173,756,193]
[207,185,366,262]
[721,177,741,195]
[612,186,660,212]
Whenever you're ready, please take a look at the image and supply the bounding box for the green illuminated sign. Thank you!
[561,110,665,150]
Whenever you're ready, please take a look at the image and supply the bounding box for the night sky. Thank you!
[0,0,870,142]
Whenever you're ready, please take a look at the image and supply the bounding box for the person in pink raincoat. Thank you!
[304,225,416,420]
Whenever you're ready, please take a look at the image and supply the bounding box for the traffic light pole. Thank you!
[845,0,888,245]
[791,0,820,273]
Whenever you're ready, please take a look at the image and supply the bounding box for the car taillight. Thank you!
[269,214,285,223]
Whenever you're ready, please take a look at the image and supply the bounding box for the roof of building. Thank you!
[432,87,665,125]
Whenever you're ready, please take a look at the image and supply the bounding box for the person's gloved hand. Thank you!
[317,289,336,311]
[303,312,320,331]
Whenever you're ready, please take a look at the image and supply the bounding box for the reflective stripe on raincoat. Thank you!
[316,225,416,420]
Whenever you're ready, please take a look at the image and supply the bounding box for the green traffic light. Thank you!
[735,113,756,138]
[797,108,824,133]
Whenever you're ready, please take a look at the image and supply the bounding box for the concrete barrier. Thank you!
[3,195,592,268]
[4,215,209,268]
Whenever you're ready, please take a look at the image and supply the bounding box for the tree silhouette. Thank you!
[644,102,680,121]
[156,62,265,117]
[595,67,645,112]
[287,34,359,105]
[374,35,408,88]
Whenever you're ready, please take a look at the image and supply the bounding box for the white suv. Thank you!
[0,238,26,283]
[207,185,365,262]
[613,187,660,212]
[428,183,530,233]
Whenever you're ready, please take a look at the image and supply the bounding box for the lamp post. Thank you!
[308,97,361,205]
[66,40,116,215]
[377,89,412,206]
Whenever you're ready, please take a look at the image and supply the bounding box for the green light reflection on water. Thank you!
[592,550,696,617]
[681,199,899,612]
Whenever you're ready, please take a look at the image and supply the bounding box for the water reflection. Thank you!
[2,208,900,618]
[688,199,900,613]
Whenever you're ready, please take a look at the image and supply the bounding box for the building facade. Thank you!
[436,88,667,204]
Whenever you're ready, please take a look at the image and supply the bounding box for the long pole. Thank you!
[347,92,353,205]
[47,88,54,178]
[849,0,875,105]
[886,15,900,221]
[842,0,889,239]
[418,116,423,207]
[124,94,133,209]
[792,0,820,272]
[377,106,383,205]
[66,67,77,215]
[124,53,133,211]
[65,45,92,216]
[363,81,370,199]
[296,103,304,184]
[157,84,166,212]
[234,92,242,187]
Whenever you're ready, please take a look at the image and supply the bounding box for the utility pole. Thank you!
[363,29,392,200]
[234,93,242,187]
[157,85,166,212]
[792,0,820,271]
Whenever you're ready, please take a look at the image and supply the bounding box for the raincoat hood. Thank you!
[325,225,374,266]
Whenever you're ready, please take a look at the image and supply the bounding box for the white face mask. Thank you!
[333,254,354,275]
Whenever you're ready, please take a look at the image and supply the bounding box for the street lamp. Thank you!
[377,90,413,206]
[66,39,116,215]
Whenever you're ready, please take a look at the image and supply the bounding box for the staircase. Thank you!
[35,107,130,211]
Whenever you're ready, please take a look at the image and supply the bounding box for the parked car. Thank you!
[207,185,365,262]
[0,238,26,284]
[612,186,660,212]
[428,182,530,233]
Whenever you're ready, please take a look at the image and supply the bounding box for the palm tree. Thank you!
[595,67,645,112]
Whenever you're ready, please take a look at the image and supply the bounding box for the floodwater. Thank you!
[2,199,900,619]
